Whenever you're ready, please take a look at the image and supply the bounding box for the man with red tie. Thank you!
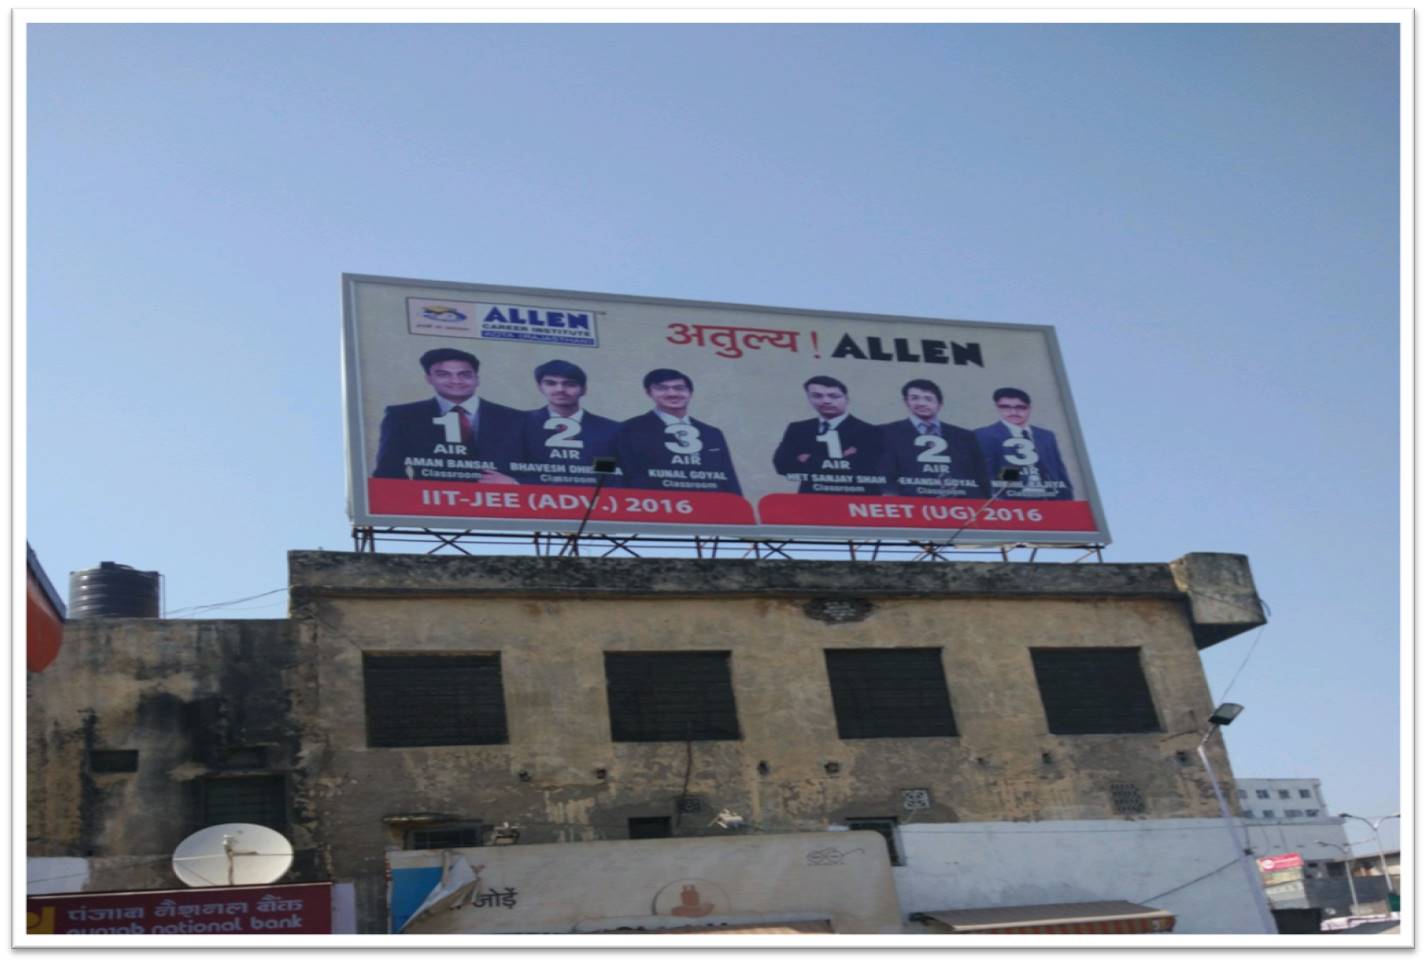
[371,347,525,482]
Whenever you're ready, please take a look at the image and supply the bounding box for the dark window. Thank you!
[364,654,508,748]
[200,775,286,831]
[88,750,138,773]
[1243,810,1255,819]
[1262,809,1275,818]
[1029,648,1160,734]
[1256,790,1271,799]
[407,824,483,850]
[1285,809,1304,818]
[1278,789,1291,799]
[628,817,673,839]
[824,649,957,739]
[847,818,902,866]
[1299,789,1314,799]
[1306,809,1320,817]
[604,652,740,743]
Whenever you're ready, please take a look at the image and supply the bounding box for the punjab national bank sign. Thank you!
[343,276,1110,544]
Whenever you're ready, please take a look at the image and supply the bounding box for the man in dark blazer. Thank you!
[772,376,886,495]
[612,368,742,495]
[516,359,621,486]
[879,379,990,498]
[973,387,1074,500]
[371,347,526,482]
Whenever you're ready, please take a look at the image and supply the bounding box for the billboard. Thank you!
[343,276,1109,544]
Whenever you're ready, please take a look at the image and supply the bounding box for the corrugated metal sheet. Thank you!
[922,900,1175,934]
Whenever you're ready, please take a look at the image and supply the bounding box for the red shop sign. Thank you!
[26,881,333,935]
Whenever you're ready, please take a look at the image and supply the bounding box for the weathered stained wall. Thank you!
[26,618,319,886]
[289,550,1263,931]
[28,550,1266,934]
[893,819,1271,934]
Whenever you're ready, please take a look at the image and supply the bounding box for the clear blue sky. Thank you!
[24,21,1403,846]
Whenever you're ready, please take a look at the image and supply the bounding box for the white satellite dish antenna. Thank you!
[172,823,293,888]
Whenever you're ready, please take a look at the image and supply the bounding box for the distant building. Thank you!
[28,549,1275,935]
[1235,777,1398,920]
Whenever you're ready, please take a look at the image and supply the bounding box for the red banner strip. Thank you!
[369,479,756,526]
[756,494,1098,532]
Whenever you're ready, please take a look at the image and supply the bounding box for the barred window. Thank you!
[824,649,957,739]
[200,775,286,831]
[364,654,509,748]
[604,652,740,742]
[1030,648,1160,734]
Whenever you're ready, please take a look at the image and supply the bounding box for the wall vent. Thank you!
[901,789,932,811]
[1110,782,1147,815]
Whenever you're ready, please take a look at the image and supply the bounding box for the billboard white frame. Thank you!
[343,274,1110,545]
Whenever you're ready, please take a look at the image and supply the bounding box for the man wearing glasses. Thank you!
[973,387,1074,500]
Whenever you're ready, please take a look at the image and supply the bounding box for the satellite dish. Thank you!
[172,823,293,888]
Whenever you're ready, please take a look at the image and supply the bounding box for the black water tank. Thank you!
[68,562,161,618]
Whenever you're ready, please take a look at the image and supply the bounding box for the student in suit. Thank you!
[516,359,621,486]
[879,379,990,498]
[371,347,525,482]
[772,376,886,495]
[972,387,1074,500]
[612,368,742,495]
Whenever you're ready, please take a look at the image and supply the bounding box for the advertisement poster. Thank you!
[344,276,1109,544]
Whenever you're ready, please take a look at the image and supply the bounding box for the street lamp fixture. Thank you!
[564,457,620,557]
[1208,703,1244,727]
[1197,703,1277,933]
[1337,812,1399,895]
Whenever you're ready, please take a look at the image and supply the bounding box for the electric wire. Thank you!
[163,587,287,617]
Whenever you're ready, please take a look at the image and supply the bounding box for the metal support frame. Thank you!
[351,526,1107,563]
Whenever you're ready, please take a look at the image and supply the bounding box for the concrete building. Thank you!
[27,549,1273,935]
[1234,778,1399,921]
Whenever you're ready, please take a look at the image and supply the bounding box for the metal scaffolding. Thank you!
[350,526,1106,564]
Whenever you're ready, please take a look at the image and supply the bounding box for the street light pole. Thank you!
[1318,840,1361,915]
[1196,704,1277,933]
[1339,812,1399,895]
